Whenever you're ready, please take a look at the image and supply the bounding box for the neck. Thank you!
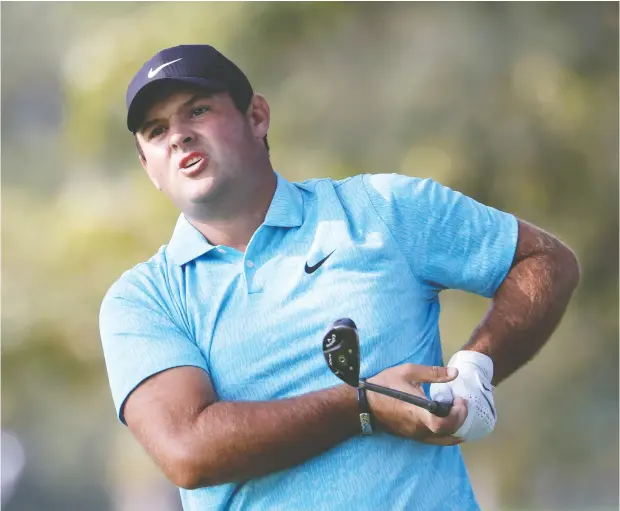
[187,171,277,252]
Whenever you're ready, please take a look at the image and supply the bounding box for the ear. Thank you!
[246,94,270,141]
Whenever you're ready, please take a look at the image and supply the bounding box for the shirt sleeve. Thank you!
[362,173,518,298]
[99,265,208,424]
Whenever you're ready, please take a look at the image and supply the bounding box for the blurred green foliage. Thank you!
[2,3,618,510]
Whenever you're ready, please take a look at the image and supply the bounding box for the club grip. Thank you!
[362,382,452,417]
[428,400,453,418]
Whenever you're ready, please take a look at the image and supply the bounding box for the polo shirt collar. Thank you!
[263,172,304,228]
[166,172,303,266]
[166,214,214,266]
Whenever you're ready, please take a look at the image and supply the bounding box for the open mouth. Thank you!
[183,156,203,169]
[179,152,208,176]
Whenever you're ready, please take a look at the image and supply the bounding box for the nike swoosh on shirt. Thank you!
[148,58,182,79]
[305,250,335,274]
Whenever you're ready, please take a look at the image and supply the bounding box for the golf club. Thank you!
[322,318,453,418]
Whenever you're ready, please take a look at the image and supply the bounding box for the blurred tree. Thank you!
[2,2,617,510]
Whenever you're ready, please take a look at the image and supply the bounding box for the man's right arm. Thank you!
[123,365,359,489]
[123,363,466,490]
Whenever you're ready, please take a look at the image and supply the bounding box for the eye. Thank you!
[191,106,210,117]
[149,126,165,139]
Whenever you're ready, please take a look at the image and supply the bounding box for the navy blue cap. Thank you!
[126,45,254,133]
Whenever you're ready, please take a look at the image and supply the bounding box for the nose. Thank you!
[169,132,193,151]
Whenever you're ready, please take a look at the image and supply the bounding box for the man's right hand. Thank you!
[366,364,468,446]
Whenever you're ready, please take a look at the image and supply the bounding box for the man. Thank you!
[99,45,580,510]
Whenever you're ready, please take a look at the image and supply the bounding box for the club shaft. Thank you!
[362,381,452,418]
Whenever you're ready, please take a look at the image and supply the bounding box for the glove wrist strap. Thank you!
[448,350,494,383]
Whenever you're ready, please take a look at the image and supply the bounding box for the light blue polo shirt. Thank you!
[99,172,518,511]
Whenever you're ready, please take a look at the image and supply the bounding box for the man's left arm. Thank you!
[462,219,581,385]
[362,174,580,382]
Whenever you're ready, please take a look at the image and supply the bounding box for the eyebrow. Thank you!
[139,92,217,134]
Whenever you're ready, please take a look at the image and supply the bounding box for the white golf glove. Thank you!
[429,351,497,442]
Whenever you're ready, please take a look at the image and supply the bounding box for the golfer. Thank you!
[99,45,580,511]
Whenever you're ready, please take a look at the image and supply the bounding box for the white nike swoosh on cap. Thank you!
[147,58,182,79]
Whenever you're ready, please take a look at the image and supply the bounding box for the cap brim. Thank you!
[127,77,227,133]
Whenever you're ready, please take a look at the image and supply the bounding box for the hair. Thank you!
[134,89,269,161]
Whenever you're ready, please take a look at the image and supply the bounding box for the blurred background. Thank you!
[1,2,618,510]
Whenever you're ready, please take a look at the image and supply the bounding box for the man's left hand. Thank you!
[430,351,497,442]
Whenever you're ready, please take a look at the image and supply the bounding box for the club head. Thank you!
[322,318,360,387]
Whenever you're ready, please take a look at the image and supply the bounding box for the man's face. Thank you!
[135,86,268,218]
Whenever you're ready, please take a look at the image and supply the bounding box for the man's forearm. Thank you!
[178,384,359,489]
[463,222,580,384]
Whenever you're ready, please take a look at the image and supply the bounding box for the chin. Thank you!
[185,177,216,197]
[189,186,223,207]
